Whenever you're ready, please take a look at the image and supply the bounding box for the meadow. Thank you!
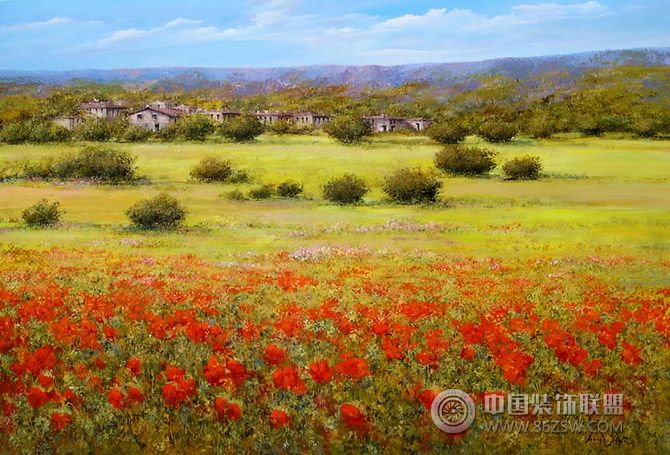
[0,134,669,453]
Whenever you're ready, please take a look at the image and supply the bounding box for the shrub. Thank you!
[502,156,543,180]
[434,145,497,176]
[383,168,442,204]
[22,199,63,227]
[122,125,151,143]
[72,146,136,183]
[220,115,264,142]
[177,115,215,141]
[0,122,31,144]
[427,121,469,144]
[229,169,252,184]
[322,174,368,204]
[226,189,247,201]
[267,119,295,135]
[248,184,275,200]
[190,157,233,183]
[323,115,371,144]
[277,181,303,198]
[74,118,113,142]
[524,116,556,139]
[478,121,518,143]
[126,193,186,229]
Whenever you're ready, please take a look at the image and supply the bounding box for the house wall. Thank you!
[53,117,84,130]
[128,110,176,132]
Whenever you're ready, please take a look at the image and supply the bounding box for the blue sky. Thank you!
[0,0,667,70]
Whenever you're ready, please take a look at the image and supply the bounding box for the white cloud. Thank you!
[0,16,80,31]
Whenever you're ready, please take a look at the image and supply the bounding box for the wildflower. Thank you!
[50,412,72,431]
[461,345,477,361]
[263,344,287,365]
[127,387,144,404]
[272,365,306,395]
[107,388,125,410]
[418,390,437,411]
[26,387,49,408]
[270,409,291,429]
[335,356,370,381]
[126,357,141,376]
[621,342,642,365]
[307,360,332,384]
[340,403,367,429]
[415,350,439,369]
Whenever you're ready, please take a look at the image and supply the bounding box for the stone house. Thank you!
[254,111,294,125]
[405,118,433,131]
[53,115,85,130]
[204,110,241,122]
[363,115,408,132]
[127,106,181,132]
[80,100,126,120]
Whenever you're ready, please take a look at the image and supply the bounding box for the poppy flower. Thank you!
[270,409,291,428]
[26,387,49,409]
[272,365,306,395]
[263,344,287,365]
[126,357,141,376]
[308,360,332,384]
[107,388,125,410]
[50,412,72,431]
[340,403,367,429]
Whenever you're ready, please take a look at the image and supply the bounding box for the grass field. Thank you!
[0,134,669,453]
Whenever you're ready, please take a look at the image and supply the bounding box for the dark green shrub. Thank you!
[72,146,136,183]
[176,115,215,141]
[525,116,556,139]
[383,168,442,204]
[277,181,303,198]
[226,189,247,201]
[74,118,113,142]
[502,156,543,180]
[0,122,31,144]
[122,125,151,142]
[190,157,233,182]
[324,115,371,144]
[267,119,294,135]
[478,121,517,143]
[220,115,264,142]
[434,145,497,176]
[229,169,252,184]
[126,193,186,229]
[322,174,368,204]
[22,199,63,227]
[427,121,469,144]
[248,184,275,200]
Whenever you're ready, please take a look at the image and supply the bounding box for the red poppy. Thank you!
[621,342,642,365]
[127,387,144,404]
[308,360,332,384]
[418,390,437,411]
[272,365,306,395]
[50,412,72,431]
[264,344,287,365]
[461,345,477,361]
[107,388,125,410]
[126,357,141,376]
[340,403,367,429]
[270,409,291,429]
[335,356,370,381]
[26,386,49,408]
[415,351,439,369]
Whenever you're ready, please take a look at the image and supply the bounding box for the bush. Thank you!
[22,199,63,227]
[322,174,368,204]
[248,184,275,200]
[74,118,113,142]
[427,121,469,144]
[277,181,303,198]
[267,119,294,135]
[126,193,186,229]
[524,116,556,139]
[434,145,497,176]
[229,169,252,184]
[383,168,442,204]
[72,146,136,183]
[225,189,247,201]
[0,120,70,144]
[220,115,264,142]
[478,121,518,143]
[502,156,543,180]
[190,157,233,183]
[324,115,371,144]
[122,125,151,143]
[177,115,215,141]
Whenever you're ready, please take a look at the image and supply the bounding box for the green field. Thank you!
[1,134,669,261]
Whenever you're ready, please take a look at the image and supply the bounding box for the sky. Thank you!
[0,0,668,70]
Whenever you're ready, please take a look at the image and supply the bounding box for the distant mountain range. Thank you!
[1,48,668,91]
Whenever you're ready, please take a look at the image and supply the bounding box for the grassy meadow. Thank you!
[0,134,668,260]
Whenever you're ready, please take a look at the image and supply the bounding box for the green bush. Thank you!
[22,199,63,227]
[524,115,556,139]
[225,189,247,201]
[478,121,518,143]
[176,115,215,141]
[72,146,136,183]
[277,181,303,198]
[383,168,442,204]
[190,157,233,183]
[0,120,71,144]
[122,125,151,142]
[229,169,252,184]
[248,184,275,200]
[322,174,368,204]
[74,118,113,142]
[323,115,371,144]
[502,156,543,180]
[267,119,294,135]
[434,145,497,176]
[427,121,469,144]
[126,193,186,229]
[220,115,264,142]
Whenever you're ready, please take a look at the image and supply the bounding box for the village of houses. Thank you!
[55,99,433,134]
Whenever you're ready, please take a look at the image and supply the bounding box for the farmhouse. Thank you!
[204,110,241,122]
[363,115,408,132]
[53,115,86,130]
[80,100,126,120]
[127,106,182,132]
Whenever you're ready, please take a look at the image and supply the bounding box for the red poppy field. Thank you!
[0,247,668,453]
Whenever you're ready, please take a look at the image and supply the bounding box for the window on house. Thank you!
[152,114,158,120]
[137,114,143,120]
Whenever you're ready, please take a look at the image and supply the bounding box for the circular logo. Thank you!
[431,389,476,434]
